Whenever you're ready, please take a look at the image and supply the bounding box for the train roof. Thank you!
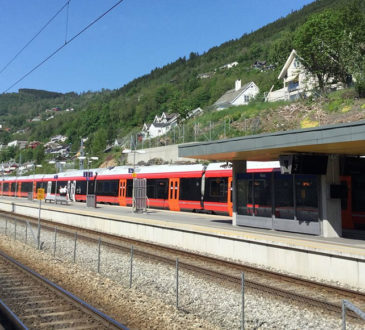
[0,161,280,182]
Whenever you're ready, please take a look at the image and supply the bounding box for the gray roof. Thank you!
[178,120,365,161]
[213,82,253,107]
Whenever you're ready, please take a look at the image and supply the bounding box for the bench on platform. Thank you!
[45,194,69,205]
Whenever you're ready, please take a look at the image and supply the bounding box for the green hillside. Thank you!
[0,0,363,169]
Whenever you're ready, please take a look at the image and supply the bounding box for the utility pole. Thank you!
[80,138,84,170]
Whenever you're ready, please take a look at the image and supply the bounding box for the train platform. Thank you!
[0,196,364,291]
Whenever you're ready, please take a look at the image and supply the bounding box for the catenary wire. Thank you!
[65,1,70,44]
[0,0,71,76]
[2,0,124,94]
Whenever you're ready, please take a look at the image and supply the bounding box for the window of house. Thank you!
[244,95,250,103]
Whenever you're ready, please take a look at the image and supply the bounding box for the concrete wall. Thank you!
[126,144,196,164]
[1,200,364,290]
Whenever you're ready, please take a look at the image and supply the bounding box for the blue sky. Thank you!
[0,0,314,94]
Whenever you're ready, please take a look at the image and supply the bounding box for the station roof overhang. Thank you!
[178,120,365,161]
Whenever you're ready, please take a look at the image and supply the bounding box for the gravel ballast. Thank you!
[0,218,363,329]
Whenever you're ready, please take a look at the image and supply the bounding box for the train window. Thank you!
[75,180,96,195]
[253,173,272,217]
[21,182,33,193]
[147,179,168,200]
[274,173,294,220]
[126,180,133,197]
[51,181,68,194]
[96,180,118,196]
[179,178,201,201]
[295,175,319,221]
[352,174,365,212]
[156,179,168,199]
[3,183,9,192]
[237,173,253,216]
[204,177,228,203]
[36,182,46,190]
[11,183,16,192]
[76,181,86,195]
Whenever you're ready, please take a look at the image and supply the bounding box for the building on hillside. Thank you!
[186,107,204,119]
[50,135,67,143]
[219,61,239,70]
[213,80,259,111]
[28,141,41,149]
[7,140,27,149]
[265,49,325,102]
[142,112,179,139]
[197,72,214,79]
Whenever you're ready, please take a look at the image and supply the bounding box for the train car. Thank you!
[3,160,363,231]
[92,164,206,211]
[1,176,17,197]
[203,163,232,215]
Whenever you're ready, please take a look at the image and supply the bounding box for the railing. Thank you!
[342,299,365,330]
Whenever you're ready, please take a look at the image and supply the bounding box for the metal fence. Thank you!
[342,299,365,330]
[0,216,245,329]
[1,215,363,329]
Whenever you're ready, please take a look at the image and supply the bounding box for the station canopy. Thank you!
[178,121,365,161]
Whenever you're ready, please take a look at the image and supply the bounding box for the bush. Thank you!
[355,80,365,98]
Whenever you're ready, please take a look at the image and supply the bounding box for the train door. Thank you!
[47,181,52,195]
[341,177,354,229]
[69,180,76,201]
[168,178,180,211]
[33,181,37,198]
[118,179,127,206]
[17,182,21,197]
[227,177,233,216]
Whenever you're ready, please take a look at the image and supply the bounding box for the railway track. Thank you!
[0,249,128,330]
[2,210,365,322]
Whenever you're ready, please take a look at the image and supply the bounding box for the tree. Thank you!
[294,3,365,92]
[337,0,365,96]
[294,10,344,90]
[268,31,294,66]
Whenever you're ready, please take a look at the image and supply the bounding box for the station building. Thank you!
[179,120,365,238]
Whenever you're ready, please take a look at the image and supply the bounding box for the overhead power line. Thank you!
[2,0,125,94]
[0,0,71,76]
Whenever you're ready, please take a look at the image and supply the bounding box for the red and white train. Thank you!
[0,162,277,216]
[0,161,362,229]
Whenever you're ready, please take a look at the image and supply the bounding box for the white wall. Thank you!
[126,144,195,164]
[1,200,364,290]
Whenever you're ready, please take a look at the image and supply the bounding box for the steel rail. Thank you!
[0,249,128,330]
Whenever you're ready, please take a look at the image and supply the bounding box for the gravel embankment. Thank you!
[0,218,363,329]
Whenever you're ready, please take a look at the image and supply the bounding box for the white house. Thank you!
[186,107,204,119]
[219,61,239,70]
[142,112,179,139]
[266,49,317,102]
[213,80,259,111]
[7,140,27,149]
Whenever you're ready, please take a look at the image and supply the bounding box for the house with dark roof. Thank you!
[213,80,259,111]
